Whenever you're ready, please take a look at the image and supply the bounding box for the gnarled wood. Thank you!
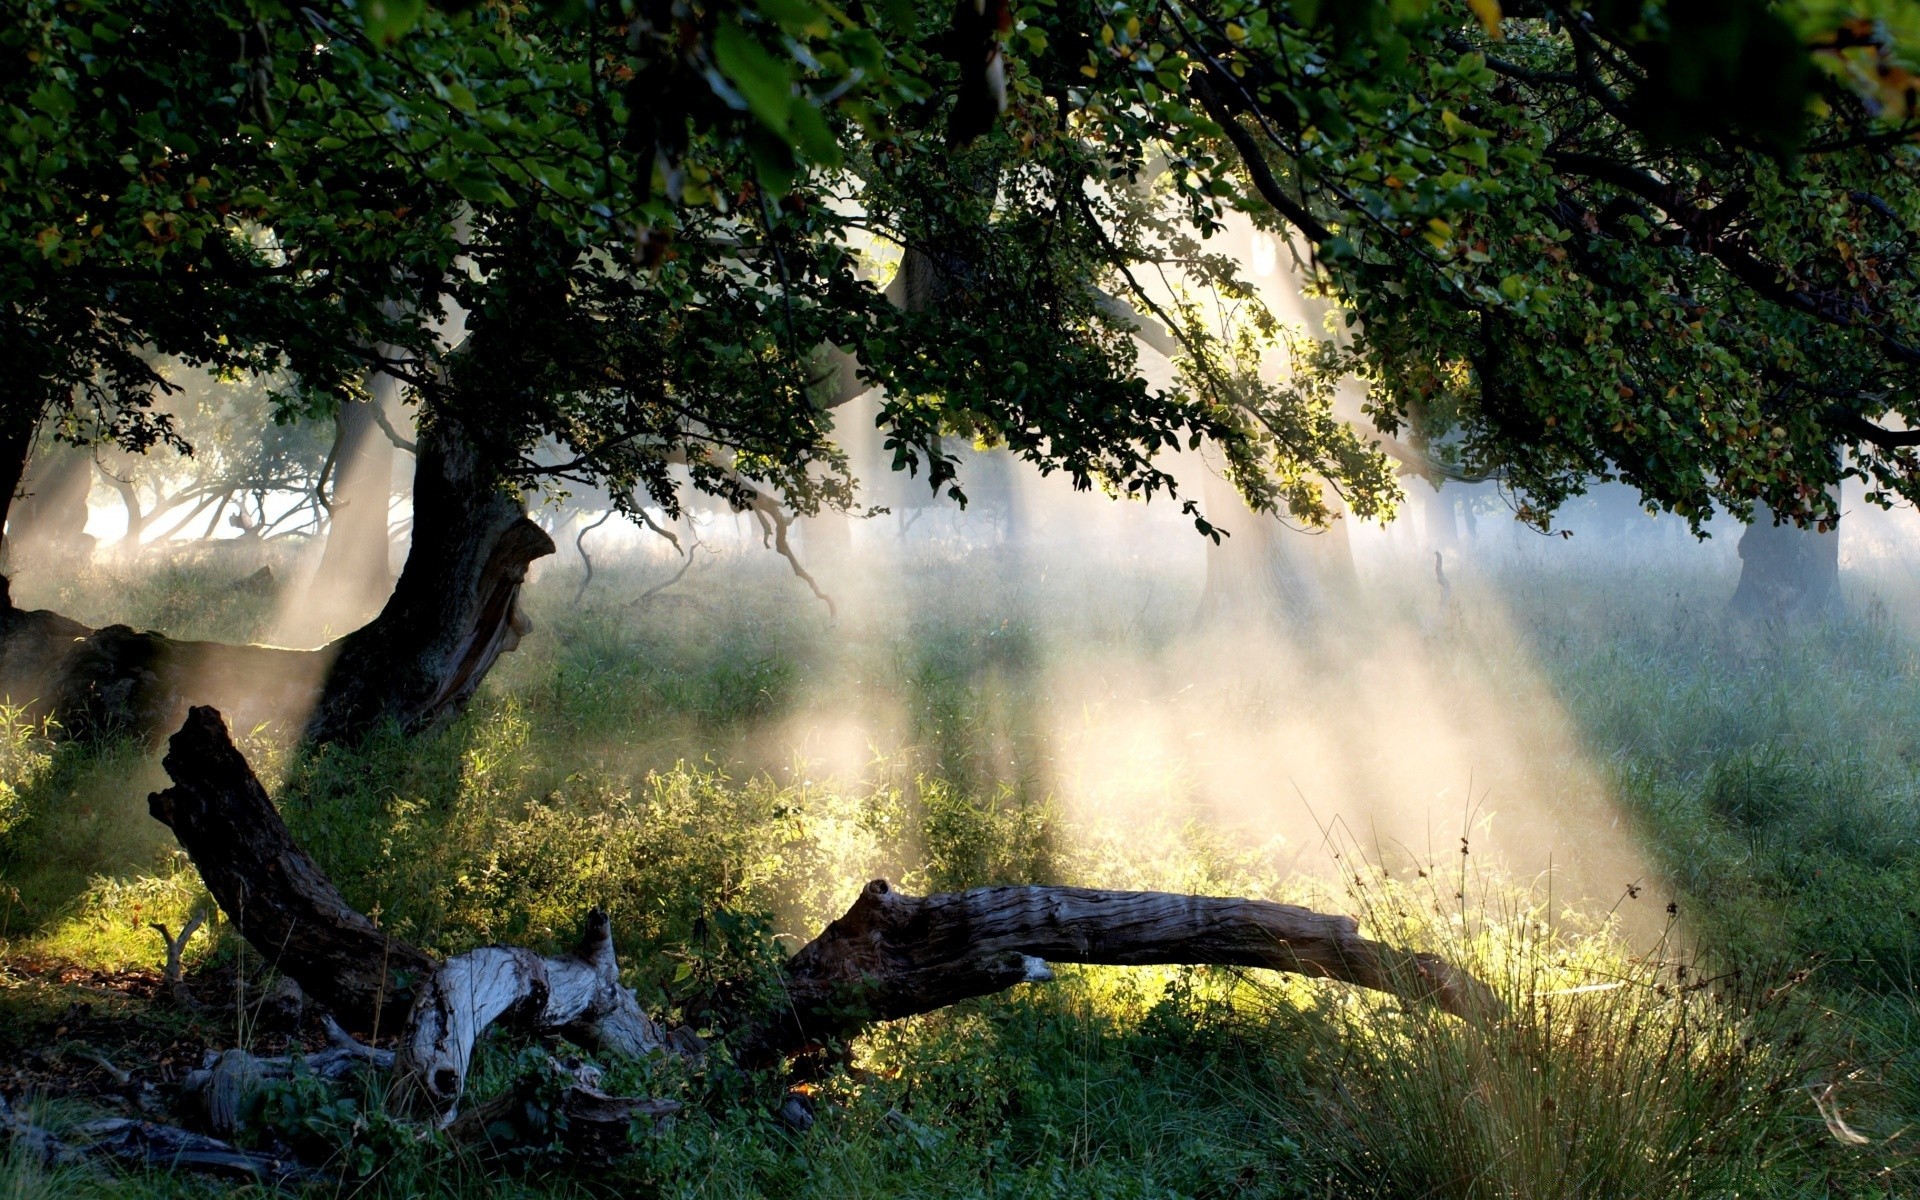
[745,878,1502,1063]
[0,417,550,748]
[152,707,1499,1129]
[396,908,678,1125]
[304,417,553,742]
[147,706,435,1033]
[0,1094,315,1184]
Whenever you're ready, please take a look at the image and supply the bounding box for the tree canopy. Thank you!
[9,0,1920,538]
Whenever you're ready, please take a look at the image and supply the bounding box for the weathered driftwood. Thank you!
[740,878,1501,1063]
[151,707,1500,1129]
[147,706,435,1034]
[0,1094,315,1184]
[181,1018,395,1137]
[396,908,684,1125]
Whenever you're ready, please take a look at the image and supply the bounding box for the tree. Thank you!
[9,0,1920,741]
[1129,0,1920,537]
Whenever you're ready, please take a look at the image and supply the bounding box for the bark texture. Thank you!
[1730,503,1840,621]
[147,706,435,1032]
[151,709,1498,1123]
[0,576,329,740]
[305,417,553,743]
[745,878,1499,1064]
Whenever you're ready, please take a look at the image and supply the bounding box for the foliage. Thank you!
[3,549,1919,1194]
[26,0,1920,550]
[1099,0,1920,529]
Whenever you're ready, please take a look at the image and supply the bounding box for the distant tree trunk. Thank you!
[104,470,146,551]
[1195,467,1356,626]
[1411,477,1459,552]
[7,442,96,569]
[1729,502,1840,621]
[304,414,553,743]
[0,405,39,557]
[315,376,400,599]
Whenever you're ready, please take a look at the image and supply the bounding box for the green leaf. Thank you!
[357,0,427,47]
[757,0,830,38]
[787,97,843,166]
[713,19,795,136]
[745,125,801,194]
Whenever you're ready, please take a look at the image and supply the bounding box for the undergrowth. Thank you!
[0,546,1915,1196]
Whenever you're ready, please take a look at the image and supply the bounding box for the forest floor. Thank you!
[2,531,1918,1198]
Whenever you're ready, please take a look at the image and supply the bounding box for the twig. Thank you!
[572,509,616,604]
[150,911,208,1009]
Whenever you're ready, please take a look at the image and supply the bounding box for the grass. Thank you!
[1,533,1918,1196]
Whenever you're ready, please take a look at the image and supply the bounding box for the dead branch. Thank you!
[0,1094,315,1184]
[149,707,1499,1133]
[146,707,435,1033]
[738,878,1502,1064]
[572,509,616,603]
[149,911,207,1009]
[181,1034,396,1137]
[442,1055,680,1157]
[395,908,682,1125]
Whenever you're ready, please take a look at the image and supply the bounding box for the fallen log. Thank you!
[739,877,1500,1065]
[147,706,435,1034]
[0,1094,315,1184]
[0,574,331,742]
[395,908,690,1125]
[149,706,1501,1127]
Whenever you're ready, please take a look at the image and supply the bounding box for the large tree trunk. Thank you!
[0,403,40,558]
[303,415,553,743]
[150,707,1498,1125]
[1729,502,1840,621]
[312,375,402,615]
[1195,467,1356,626]
[0,416,550,744]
